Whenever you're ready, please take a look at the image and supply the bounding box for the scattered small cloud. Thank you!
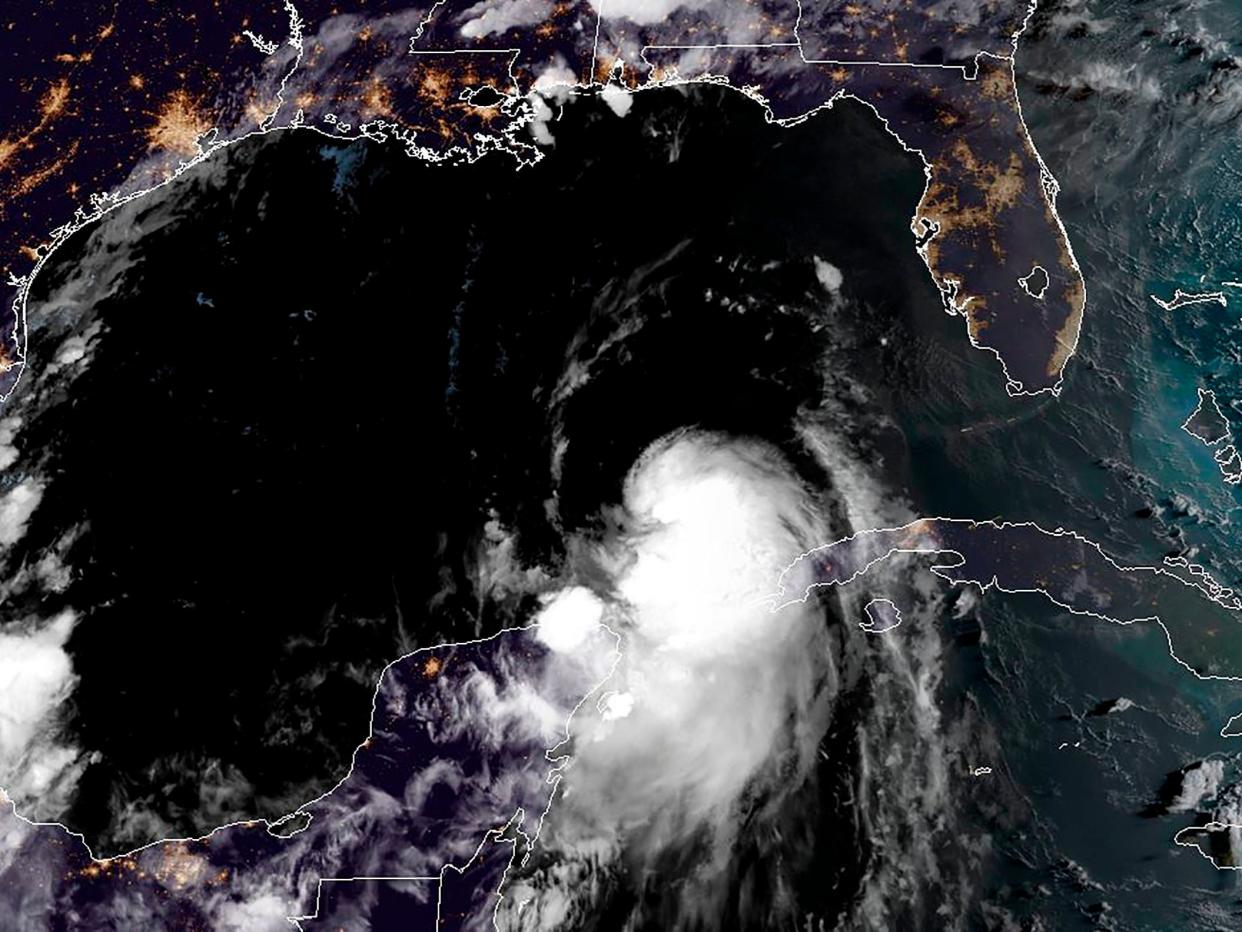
[0,479,44,548]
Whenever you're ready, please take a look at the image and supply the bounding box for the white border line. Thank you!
[2,621,623,929]
[3,0,1084,405]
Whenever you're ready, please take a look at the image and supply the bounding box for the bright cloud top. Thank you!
[546,431,828,869]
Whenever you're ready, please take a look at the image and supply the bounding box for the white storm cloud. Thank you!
[536,587,605,653]
[543,431,830,873]
[600,0,712,26]
[600,84,633,117]
[0,611,84,817]
[459,0,553,38]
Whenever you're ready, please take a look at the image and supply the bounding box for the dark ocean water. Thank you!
[19,85,934,852]
[12,1,1242,922]
[930,0,1242,924]
[1009,0,1242,562]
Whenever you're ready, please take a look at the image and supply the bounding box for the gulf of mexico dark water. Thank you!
[16,85,941,856]
[11,8,1242,920]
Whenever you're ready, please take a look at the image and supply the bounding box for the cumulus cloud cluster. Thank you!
[458,0,553,39]
[600,0,714,26]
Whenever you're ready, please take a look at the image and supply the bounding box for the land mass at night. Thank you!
[0,0,1083,398]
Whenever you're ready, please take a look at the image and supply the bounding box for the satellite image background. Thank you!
[3,0,1242,929]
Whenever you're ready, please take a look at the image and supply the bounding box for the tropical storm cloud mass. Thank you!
[5,0,1242,929]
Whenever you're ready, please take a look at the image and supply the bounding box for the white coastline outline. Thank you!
[0,0,1110,912]
[860,596,903,633]
[1179,387,1242,487]
[0,620,624,930]
[2,0,1082,407]
[614,0,1086,397]
[1018,262,1049,300]
[1173,821,1242,870]
[765,516,1241,709]
[764,515,1242,870]
[622,45,1084,396]
[1151,288,1228,311]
